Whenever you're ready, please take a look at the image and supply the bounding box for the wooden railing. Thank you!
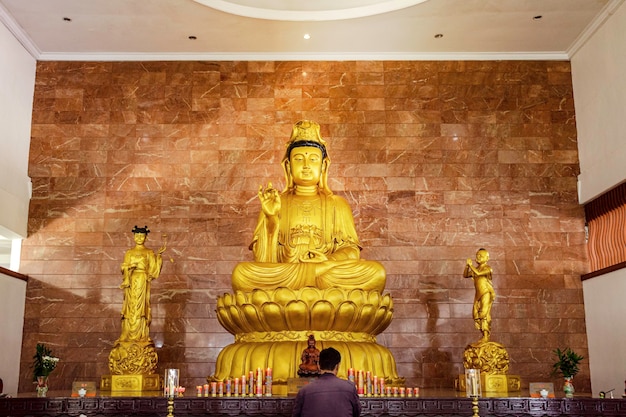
[2,395,626,417]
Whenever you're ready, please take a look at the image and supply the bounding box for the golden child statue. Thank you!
[212,121,402,394]
[463,248,495,343]
[103,226,166,393]
[461,248,519,393]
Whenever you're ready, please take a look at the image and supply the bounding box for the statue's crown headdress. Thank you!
[132,225,150,234]
[284,120,327,159]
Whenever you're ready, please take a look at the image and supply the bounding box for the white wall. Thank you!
[0,272,27,396]
[571,0,626,204]
[0,18,36,239]
[583,269,626,396]
[571,0,626,396]
[0,18,35,396]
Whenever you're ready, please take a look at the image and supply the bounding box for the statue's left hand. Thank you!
[299,249,328,263]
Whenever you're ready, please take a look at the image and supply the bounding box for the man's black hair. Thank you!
[318,347,341,371]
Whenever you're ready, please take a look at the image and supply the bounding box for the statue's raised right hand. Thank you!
[258,182,281,217]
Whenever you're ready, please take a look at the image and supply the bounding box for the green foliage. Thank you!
[32,343,59,381]
[551,347,584,378]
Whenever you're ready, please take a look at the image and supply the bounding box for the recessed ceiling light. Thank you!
[303,33,311,40]
[533,15,543,20]
[188,35,197,40]
[434,33,443,38]
[63,17,72,22]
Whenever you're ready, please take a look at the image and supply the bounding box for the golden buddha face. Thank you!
[288,146,324,187]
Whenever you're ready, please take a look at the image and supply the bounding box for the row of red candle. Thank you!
[347,369,419,397]
[197,368,272,397]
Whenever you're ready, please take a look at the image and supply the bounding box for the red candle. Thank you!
[357,370,364,396]
[256,368,263,397]
[265,368,272,397]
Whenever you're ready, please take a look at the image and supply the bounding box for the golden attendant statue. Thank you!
[102,226,166,393]
[212,121,402,394]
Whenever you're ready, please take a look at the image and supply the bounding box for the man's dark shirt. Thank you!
[292,373,361,417]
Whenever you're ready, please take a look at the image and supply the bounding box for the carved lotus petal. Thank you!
[242,303,266,332]
[299,287,322,307]
[216,305,240,334]
[236,291,249,305]
[250,289,271,307]
[325,287,346,306]
[348,289,365,305]
[285,300,309,330]
[273,287,297,305]
[309,300,334,330]
[233,304,255,333]
[352,304,375,332]
[261,302,289,331]
[368,291,380,306]
[370,305,392,334]
[333,301,358,332]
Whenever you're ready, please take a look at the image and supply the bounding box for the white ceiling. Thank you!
[0,0,620,61]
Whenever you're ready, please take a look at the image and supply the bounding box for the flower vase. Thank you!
[36,376,49,397]
[563,376,574,398]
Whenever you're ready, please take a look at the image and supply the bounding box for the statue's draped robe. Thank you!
[232,192,385,292]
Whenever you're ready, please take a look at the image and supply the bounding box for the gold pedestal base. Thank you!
[101,374,162,395]
[456,374,521,394]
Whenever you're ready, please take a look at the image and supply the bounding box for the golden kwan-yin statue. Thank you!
[102,226,166,393]
[211,121,402,394]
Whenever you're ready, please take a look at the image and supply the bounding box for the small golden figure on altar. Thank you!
[463,248,495,343]
[231,120,386,292]
[298,335,321,377]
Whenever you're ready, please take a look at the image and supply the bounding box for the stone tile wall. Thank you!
[19,60,589,393]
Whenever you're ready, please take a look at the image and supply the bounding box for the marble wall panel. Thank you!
[18,60,589,394]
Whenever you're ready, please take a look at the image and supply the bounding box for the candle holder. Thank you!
[465,368,481,398]
[465,369,481,417]
[165,369,179,417]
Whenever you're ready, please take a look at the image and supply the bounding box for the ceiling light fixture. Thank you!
[189,35,197,40]
[303,33,311,40]
[193,0,432,22]
[533,15,543,20]
[434,33,443,38]
[63,17,72,22]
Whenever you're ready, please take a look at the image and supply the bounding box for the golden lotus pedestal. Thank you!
[102,340,161,395]
[456,340,521,394]
[100,374,162,395]
[210,287,404,394]
[456,373,521,394]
